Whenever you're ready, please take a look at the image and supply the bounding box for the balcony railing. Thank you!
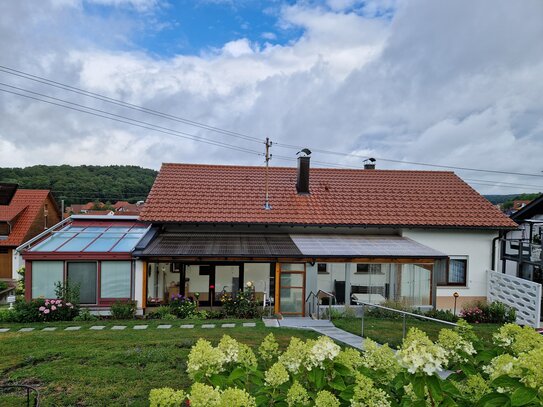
[501,238,542,264]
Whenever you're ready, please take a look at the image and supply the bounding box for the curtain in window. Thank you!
[449,260,466,284]
[32,261,63,298]
[67,262,97,304]
[101,261,131,298]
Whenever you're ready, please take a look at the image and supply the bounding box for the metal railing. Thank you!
[0,385,40,406]
[357,302,458,340]
[306,290,337,320]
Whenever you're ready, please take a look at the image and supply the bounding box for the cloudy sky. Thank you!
[1,0,543,194]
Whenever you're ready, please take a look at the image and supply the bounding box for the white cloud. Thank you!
[0,0,543,195]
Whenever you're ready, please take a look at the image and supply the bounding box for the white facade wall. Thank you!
[133,259,144,316]
[402,229,498,306]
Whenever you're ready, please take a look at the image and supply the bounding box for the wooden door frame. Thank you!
[275,262,306,316]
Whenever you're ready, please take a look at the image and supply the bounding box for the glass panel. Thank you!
[101,261,131,298]
[244,263,271,302]
[318,263,346,304]
[280,287,303,313]
[32,232,74,252]
[110,236,141,252]
[351,263,390,305]
[185,265,210,302]
[32,261,63,298]
[67,262,97,304]
[57,233,100,251]
[280,273,303,287]
[280,263,304,271]
[84,234,123,252]
[399,264,431,307]
[215,266,239,298]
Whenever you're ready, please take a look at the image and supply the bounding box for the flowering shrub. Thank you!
[220,284,260,319]
[169,294,196,319]
[151,324,543,406]
[38,298,77,322]
[460,300,516,323]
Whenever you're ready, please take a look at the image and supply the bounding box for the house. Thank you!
[20,157,516,315]
[513,200,532,212]
[0,184,61,280]
[498,194,543,281]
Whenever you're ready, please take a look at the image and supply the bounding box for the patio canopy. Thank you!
[136,232,446,259]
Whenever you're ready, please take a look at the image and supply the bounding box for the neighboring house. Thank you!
[20,157,516,315]
[0,184,61,280]
[113,201,143,213]
[513,200,532,212]
[498,194,543,282]
[18,215,149,315]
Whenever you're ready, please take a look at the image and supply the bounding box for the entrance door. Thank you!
[67,262,97,304]
[278,263,305,316]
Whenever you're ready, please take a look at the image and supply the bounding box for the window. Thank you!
[32,261,63,298]
[317,263,328,274]
[101,261,131,299]
[437,259,467,286]
[356,264,382,274]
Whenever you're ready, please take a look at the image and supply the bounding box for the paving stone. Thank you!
[65,326,81,331]
[0,328,10,333]
[201,324,215,328]
[111,325,126,330]
[133,325,148,330]
[157,324,172,329]
[19,327,35,332]
[89,326,106,330]
[221,323,235,328]
[180,324,194,329]
[242,322,256,327]
[262,319,279,328]
[42,327,57,331]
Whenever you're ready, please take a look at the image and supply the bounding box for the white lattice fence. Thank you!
[487,270,542,327]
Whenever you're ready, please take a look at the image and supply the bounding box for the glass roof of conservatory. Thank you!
[31,224,149,253]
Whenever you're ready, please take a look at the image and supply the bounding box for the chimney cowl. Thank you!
[296,150,311,194]
[363,158,376,170]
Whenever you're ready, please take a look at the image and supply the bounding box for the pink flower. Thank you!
[56,299,62,304]
[66,303,72,307]
[51,305,57,311]
[44,309,50,314]
[45,300,50,306]
[39,306,45,312]
[58,303,63,307]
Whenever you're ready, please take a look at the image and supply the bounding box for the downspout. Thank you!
[491,232,502,271]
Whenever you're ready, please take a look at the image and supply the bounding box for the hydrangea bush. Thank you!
[150,323,543,406]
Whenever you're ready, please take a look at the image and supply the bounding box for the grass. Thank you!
[0,320,319,406]
[332,316,500,348]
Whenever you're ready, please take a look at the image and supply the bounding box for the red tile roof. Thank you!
[0,189,52,246]
[139,163,517,229]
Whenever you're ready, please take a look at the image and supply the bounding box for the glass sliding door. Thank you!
[279,263,305,315]
[67,262,97,304]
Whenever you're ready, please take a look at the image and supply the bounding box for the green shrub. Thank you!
[0,281,9,291]
[460,300,516,323]
[220,287,260,319]
[0,308,17,322]
[146,306,176,320]
[169,295,196,319]
[366,300,413,319]
[424,308,459,322]
[110,300,137,319]
[74,308,98,322]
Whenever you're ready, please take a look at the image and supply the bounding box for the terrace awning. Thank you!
[136,232,446,259]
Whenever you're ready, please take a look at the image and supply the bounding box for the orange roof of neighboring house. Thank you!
[113,201,130,209]
[83,210,113,216]
[81,202,98,211]
[140,163,517,229]
[0,189,52,246]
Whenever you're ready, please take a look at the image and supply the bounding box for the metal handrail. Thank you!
[356,301,458,340]
[0,385,40,406]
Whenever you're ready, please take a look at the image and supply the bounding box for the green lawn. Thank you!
[0,320,318,406]
[332,316,500,348]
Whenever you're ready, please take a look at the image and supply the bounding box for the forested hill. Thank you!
[0,165,157,206]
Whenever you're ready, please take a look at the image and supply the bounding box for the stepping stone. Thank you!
[157,324,172,329]
[201,324,215,328]
[65,326,81,331]
[111,325,126,330]
[243,322,256,327]
[0,328,10,333]
[19,327,35,332]
[89,326,106,330]
[180,324,194,329]
[221,323,235,328]
[42,327,57,331]
[133,325,148,330]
